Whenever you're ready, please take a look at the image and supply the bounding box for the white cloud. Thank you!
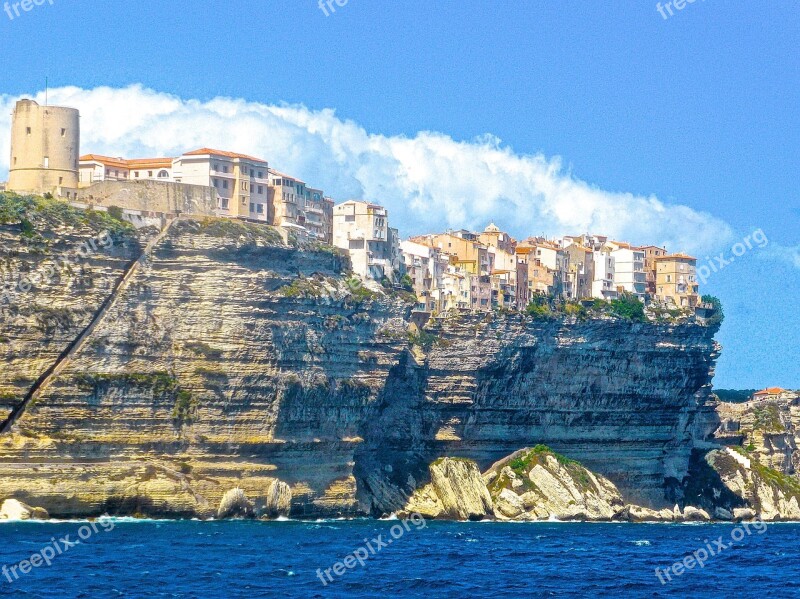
[0,84,735,254]
[762,244,800,270]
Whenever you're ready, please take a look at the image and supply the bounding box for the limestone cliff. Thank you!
[684,447,800,521]
[0,195,722,519]
[715,394,800,475]
[675,393,800,521]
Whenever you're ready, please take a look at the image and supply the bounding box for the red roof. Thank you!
[183,147,267,163]
[754,387,788,396]
[80,154,173,169]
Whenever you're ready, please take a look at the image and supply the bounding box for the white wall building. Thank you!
[608,242,647,299]
[333,200,401,281]
[591,250,618,300]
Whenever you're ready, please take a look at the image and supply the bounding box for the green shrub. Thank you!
[525,302,553,319]
[172,390,198,424]
[107,205,125,221]
[400,274,414,292]
[564,302,587,318]
[701,295,724,326]
[609,293,646,322]
[409,330,441,350]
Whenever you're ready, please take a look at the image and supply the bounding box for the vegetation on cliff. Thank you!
[524,293,652,323]
[0,192,134,238]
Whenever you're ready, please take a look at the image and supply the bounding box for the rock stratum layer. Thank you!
[0,202,722,519]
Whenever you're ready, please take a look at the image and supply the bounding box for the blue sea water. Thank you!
[0,520,797,598]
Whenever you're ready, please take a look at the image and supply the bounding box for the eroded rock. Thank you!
[0,498,49,520]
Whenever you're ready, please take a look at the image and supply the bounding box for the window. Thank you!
[222,180,229,189]
[148,171,153,177]
[26,127,31,135]
[44,157,49,168]
[250,203,255,212]
[223,166,229,173]
[258,185,263,194]
[220,198,229,209]
[241,196,247,205]
[61,128,66,137]
[213,179,218,187]
[345,214,355,222]
[135,172,140,178]
[256,204,264,214]
[158,170,169,178]
[257,171,263,178]
[250,169,254,177]
[58,177,63,184]
[666,275,672,283]
[241,181,248,191]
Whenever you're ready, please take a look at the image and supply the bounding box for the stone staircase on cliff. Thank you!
[0,217,181,434]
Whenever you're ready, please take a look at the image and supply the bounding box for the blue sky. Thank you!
[0,1,797,388]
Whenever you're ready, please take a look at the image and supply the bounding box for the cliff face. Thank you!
[0,198,147,420]
[715,395,800,475]
[357,315,719,512]
[0,206,721,518]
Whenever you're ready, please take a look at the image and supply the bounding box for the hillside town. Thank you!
[3,98,702,315]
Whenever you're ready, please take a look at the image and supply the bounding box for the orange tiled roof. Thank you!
[126,157,174,169]
[80,154,131,169]
[654,253,697,261]
[80,154,174,170]
[183,147,267,163]
[268,168,305,184]
[754,387,788,395]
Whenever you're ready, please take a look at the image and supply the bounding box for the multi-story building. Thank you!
[266,172,333,242]
[7,99,80,197]
[639,245,668,296]
[440,267,472,311]
[518,238,569,298]
[654,253,699,308]
[560,242,594,299]
[172,148,270,220]
[333,200,400,281]
[478,223,527,309]
[607,242,647,300]
[400,240,448,312]
[79,155,174,185]
[410,232,493,310]
[591,249,618,300]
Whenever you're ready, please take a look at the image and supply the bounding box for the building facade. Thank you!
[332,200,401,281]
[608,242,647,299]
[79,155,174,185]
[173,148,270,220]
[654,253,699,308]
[639,245,668,296]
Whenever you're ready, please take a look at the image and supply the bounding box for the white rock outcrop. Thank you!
[0,498,49,520]
[403,458,493,520]
[217,488,254,519]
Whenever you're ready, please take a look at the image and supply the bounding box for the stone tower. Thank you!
[7,99,80,195]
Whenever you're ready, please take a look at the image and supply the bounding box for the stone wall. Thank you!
[75,180,217,217]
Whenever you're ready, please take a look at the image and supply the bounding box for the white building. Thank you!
[172,148,270,220]
[332,200,401,281]
[591,250,618,300]
[608,242,647,299]
[79,155,174,185]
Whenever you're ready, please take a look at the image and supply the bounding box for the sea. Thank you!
[0,519,797,598]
